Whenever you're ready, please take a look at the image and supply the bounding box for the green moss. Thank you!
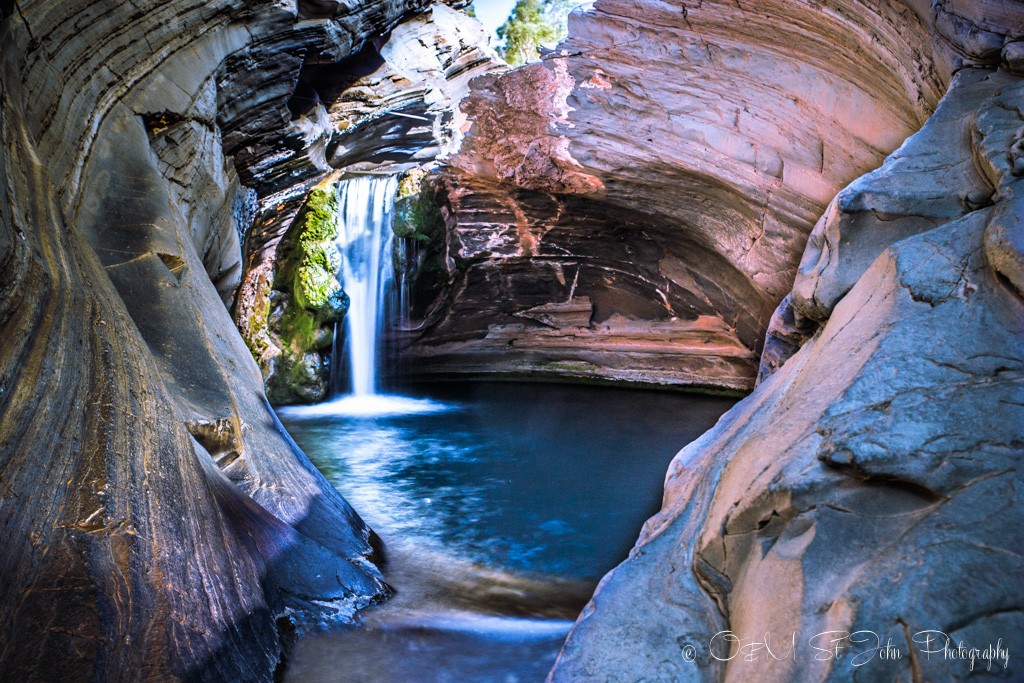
[280,305,318,352]
[294,263,340,311]
[241,289,272,359]
[542,360,600,373]
[279,185,346,318]
[392,170,452,319]
[393,170,444,242]
[396,169,425,200]
[259,182,350,404]
[296,187,339,244]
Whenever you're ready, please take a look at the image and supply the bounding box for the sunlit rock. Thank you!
[552,5,1024,681]
[400,0,950,391]
[233,3,505,401]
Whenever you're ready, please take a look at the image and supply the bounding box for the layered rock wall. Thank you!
[0,0,450,678]
[233,3,503,402]
[399,0,950,391]
[551,3,1024,680]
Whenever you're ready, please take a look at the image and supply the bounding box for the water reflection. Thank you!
[280,382,735,682]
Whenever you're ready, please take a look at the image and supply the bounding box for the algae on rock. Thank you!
[244,171,452,403]
[241,184,350,404]
[393,169,451,320]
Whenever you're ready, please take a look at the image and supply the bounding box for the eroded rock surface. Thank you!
[552,7,1024,682]
[234,3,504,402]
[399,0,951,391]
[0,0,453,678]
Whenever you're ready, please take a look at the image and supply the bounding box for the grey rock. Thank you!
[0,0,455,678]
[788,68,1004,329]
[1005,40,1024,75]
[554,12,1024,683]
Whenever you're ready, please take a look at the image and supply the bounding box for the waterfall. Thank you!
[333,174,399,397]
[289,174,444,418]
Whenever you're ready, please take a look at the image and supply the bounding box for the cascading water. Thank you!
[276,179,741,681]
[333,174,398,397]
[312,174,444,417]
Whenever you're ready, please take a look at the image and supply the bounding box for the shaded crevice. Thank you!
[817,453,946,505]
[185,417,246,474]
[157,252,187,280]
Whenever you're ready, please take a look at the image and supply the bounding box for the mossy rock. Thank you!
[393,169,444,241]
[294,263,341,311]
[327,288,350,319]
[266,348,330,404]
[256,181,350,404]
[296,187,339,244]
[240,288,273,360]
[393,170,452,320]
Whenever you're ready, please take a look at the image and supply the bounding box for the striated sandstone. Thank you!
[0,0,455,678]
[325,3,503,172]
[552,7,1024,681]
[399,0,952,390]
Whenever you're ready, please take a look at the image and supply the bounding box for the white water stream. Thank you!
[315,175,443,417]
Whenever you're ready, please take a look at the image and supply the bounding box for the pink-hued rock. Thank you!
[399,0,951,390]
[551,8,1024,682]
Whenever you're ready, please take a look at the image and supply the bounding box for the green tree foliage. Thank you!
[496,0,574,66]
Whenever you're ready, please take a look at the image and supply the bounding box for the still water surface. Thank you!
[279,382,735,682]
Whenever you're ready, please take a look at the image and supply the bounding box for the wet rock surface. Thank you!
[3,0,1023,679]
[232,3,504,401]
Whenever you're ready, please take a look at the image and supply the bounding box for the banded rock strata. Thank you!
[234,3,504,402]
[551,3,1024,681]
[398,0,950,391]
[0,0,457,679]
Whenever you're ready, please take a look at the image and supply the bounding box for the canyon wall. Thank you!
[398,0,953,391]
[234,4,503,403]
[3,0,1022,679]
[550,2,1024,680]
[0,0,466,678]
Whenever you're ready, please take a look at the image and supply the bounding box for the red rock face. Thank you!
[399,0,948,391]
[454,61,605,199]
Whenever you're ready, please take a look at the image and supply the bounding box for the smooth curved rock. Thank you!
[552,9,1024,682]
[399,0,952,391]
[0,0,448,678]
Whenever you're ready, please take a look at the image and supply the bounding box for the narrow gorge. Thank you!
[1,0,1022,681]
